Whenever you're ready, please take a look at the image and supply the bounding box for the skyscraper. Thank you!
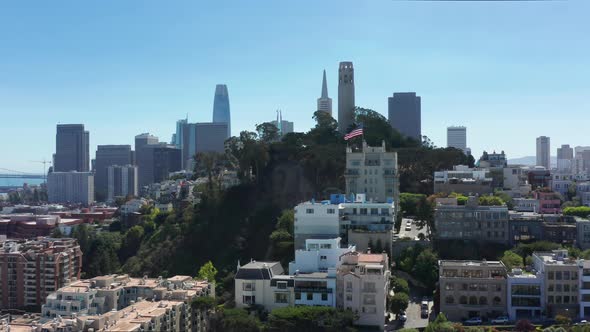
[447,126,467,153]
[388,92,421,141]
[94,145,133,200]
[174,118,188,149]
[317,70,332,116]
[536,136,551,169]
[213,84,231,138]
[557,144,574,172]
[54,124,89,172]
[107,165,138,201]
[338,62,355,133]
[134,133,158,151]
[271,110,294,137]
[180,122,228,170]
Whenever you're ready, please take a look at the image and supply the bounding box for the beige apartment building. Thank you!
[439,260,508,321]
[344,141,400,207]
[337,251,390,330]
[41,274,213,332]
[533,250,579,318]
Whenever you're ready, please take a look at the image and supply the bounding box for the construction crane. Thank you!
[29,159,52,183]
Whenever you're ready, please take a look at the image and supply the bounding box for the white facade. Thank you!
[120,198,148,215]
[447,126,467,152]
[513,198,540,213]
[289,238,354,275]
[344,141,399,206]
[294,202,340,249]
[47,171,94,205]
[536,136,551,169]
[507,269,544,321]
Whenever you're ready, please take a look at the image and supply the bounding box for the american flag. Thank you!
[344,126,363,140]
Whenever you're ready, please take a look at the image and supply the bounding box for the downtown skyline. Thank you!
[1,0,589,172]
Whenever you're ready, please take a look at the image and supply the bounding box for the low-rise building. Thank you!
[41,274,213,332]
[578,219,590,250]
[434,165,493,195]
[235,261,290,311]
[579,260,590,319]
[337,251,390,330]
[288,238,354,274]
[513,198,540,213]
[533,250,579,318]
[532,190,562,214]
[434,197,509,244]
[120,198,148,215]
[507,268,544,322]
[439,260,508,321]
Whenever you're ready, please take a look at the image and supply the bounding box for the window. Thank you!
[469,296,477,305]
[306,209,314,214]
[556,284,562,292]
[307,293,313,301]
[295,292,301,300]
[460,296,467,304]
[479,297,487,305]
[243,283,255,291]
[564,284,570,292]
[360,208,367,215]
[446,296,454,304]
[346,294,352,301]
[548,284,554,292]
[320,244,331,249]
[564,271,570,280]
[320,255,327,260]
[493,296,501,306]
[275,293,288,303]
[445,283,454,291]
[277,282,287,290]
[327,208,335,214]
[363,294,376,305]
[548,296,554,304]
[321,293,328,301]
[242,295,256,305]
[548,271,554,280]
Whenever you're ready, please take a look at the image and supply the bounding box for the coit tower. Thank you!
[338,62,355,133]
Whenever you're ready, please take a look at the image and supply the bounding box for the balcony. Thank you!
[294,287,333,294]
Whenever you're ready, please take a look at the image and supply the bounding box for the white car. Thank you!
[491,316,509,324]
[464,317,482,325]
[405,226,412,231]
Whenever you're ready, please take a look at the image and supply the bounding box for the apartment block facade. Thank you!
[0,238,82,310]
[439,260,508,321]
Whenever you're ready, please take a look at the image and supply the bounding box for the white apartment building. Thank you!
[47,171,94,205]
[289,238,354,275]
[344,141,399,207]
[294,195,396,251]
[294,201,340,249]
[337,251,390,330]
[120,198,148,215]
[536,136,551,169]
[507,268,544,322]
[235,261,337,310]
[434,165,493,195]
[513,198,540,213]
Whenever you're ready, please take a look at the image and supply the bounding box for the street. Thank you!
[386,286,433,330]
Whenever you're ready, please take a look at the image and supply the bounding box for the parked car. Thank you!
[405,226,412,231]
[491,316,509,324]
[421,308,429,318]
[399,311,407,322]
[464,317,483,325]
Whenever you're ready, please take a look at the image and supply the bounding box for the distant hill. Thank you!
[508,156,557,167]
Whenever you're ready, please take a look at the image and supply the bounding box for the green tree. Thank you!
[415,196,435,238]
[267,306,355,332]
[197,261,218,282]
[564,206,590,218]
[119,225,145,261]
[413,248,439,291]
[217,308,262,332]
[256,122,280,143]
[500,250,523,270]
[391,276,410,294]
[400,193,426,216]
[479,195,505,206]
[389,292,409,315]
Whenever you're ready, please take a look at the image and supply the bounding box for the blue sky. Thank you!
[1,0,589,172]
